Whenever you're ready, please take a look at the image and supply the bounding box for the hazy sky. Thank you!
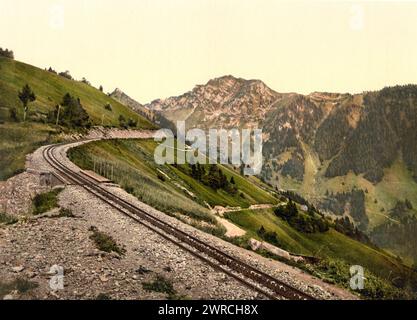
[1,0,417,103]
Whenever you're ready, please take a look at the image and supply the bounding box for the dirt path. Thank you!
[216,216,246,237]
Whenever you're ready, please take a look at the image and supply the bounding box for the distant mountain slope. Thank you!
[144,75,417,262]
[145,75,281,130]
[109,88,154,121]
[0,56,155,129]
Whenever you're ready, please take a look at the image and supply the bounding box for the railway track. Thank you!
[42,142,315,300]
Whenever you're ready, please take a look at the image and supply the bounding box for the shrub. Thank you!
[0,278,38,298]
[118,115,127,128]
[58,70,73,80]
[57,208,75,218]
[0,212,18,225]
[0,47,14,59]
[127,118,137,127]
[9,107,19,122]
[81,77,91,85]
[142,275,176,295]
[32,188,63,215]
[14,278,38,293]
[257,226,286,248]
[96,293,111,300]
[89,226,125,255]
[46,67,57,74]
[104,103,112,111]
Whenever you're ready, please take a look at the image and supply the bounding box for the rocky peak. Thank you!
[109,88,155,121]
[145,75,281,129]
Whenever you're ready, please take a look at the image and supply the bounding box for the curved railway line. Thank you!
[42,142,315,300]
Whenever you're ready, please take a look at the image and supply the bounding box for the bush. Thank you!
[32,188,63,215]
[0,47,14,59]
[58,71,73,80]
[89,226,125,255]
[118,115,127,128]
[46,67,57,74]
[81,77,91,85]
[0,212,18,225]
[127,118,137,127]
[9,108,19,122]
[0,278,38,298]
[104,103,112,111]
[257,226,286,249]
[142,276,176,295]
[57,208,75,218]
[96,293,112,300]
[123,184,135,194]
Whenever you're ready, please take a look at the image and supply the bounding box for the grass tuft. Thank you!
[89,226,125,255]
[0,278,38,298]
[56,207,75,218]
[32,188,63,215]
[142,275,176,295]
[95,293,112,300]
[0,212,18,225]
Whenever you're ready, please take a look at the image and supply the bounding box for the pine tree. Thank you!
[230,176,236,185]
[58,93,91,128]
[18,84,36,122]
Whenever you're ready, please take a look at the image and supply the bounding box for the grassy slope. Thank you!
[0,56,155,128]
[0,122,59,179]
[226,208,414,285]
[0,57,156,180]
[68,139,219,228]
[69,139,277,211]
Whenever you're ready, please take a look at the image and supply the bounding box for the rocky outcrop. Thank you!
[145,75,281,130]
[110,88,155,121]
[248,239,304,263]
